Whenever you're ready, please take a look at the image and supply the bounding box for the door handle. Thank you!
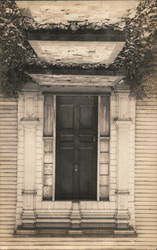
[74,164,78,173]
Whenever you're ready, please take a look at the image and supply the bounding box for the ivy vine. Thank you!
[116,0,156,87]
[0,0,37,95]
[0,0,156,95]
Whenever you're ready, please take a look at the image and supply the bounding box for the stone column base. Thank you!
[21,210,36,229]
[115,211,130,229]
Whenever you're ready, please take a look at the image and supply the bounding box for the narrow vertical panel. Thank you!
[44,164,53,175]
[99,169,109,200]
[44,138,53,163]
[44,175,53,186]
[100,152,109,164]
[100,139,109,152]
[100,96,110,137]
[100,175,109,186]
[100,163,109,175]
[44,95,54,136]
[99,186,109,201]
[98,96,110,201]
[44,138,53,152]
[43,95,55,201]
[43,186,53,200]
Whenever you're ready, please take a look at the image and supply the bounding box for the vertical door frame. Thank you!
[44,94,111,201]
[97,96,101,201]
[52,95,56,201]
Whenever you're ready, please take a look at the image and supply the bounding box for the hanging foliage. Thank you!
[0,0,156,95]
[114,0,157,87]
[0,0,37,95]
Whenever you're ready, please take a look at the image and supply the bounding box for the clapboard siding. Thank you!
[134,85,157,248]
[0,95,18,239]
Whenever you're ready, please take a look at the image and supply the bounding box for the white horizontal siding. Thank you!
[0,95,17,238]
[134,89,157,249]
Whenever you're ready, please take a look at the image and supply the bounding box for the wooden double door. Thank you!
[55,96,98,200]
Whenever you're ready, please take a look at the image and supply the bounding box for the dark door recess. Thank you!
[55,96,98,200]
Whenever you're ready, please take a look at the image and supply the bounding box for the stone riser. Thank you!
[15,227,136,238]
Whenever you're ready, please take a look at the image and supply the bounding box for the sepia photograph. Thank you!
[0,0,157,249]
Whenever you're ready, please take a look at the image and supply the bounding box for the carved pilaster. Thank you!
[114,89,132,229]
[20,92,40,228]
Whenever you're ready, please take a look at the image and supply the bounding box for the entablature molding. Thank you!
[28,74,125,94]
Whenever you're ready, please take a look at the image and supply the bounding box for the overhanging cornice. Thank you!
[16,1,138,33]
[29,41,125,66]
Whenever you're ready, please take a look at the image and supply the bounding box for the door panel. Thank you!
[79,105,93,128]
[59,105,74,129]
[55,96,97,200]
[58,147,74,199]
[79,147,96,199]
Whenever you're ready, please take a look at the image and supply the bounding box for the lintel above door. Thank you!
[29,74,124,94]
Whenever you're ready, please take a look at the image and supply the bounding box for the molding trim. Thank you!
[115,190,130,195]
[22,189,37,195]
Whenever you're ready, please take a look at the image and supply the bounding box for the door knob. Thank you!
[74,164,78,173]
